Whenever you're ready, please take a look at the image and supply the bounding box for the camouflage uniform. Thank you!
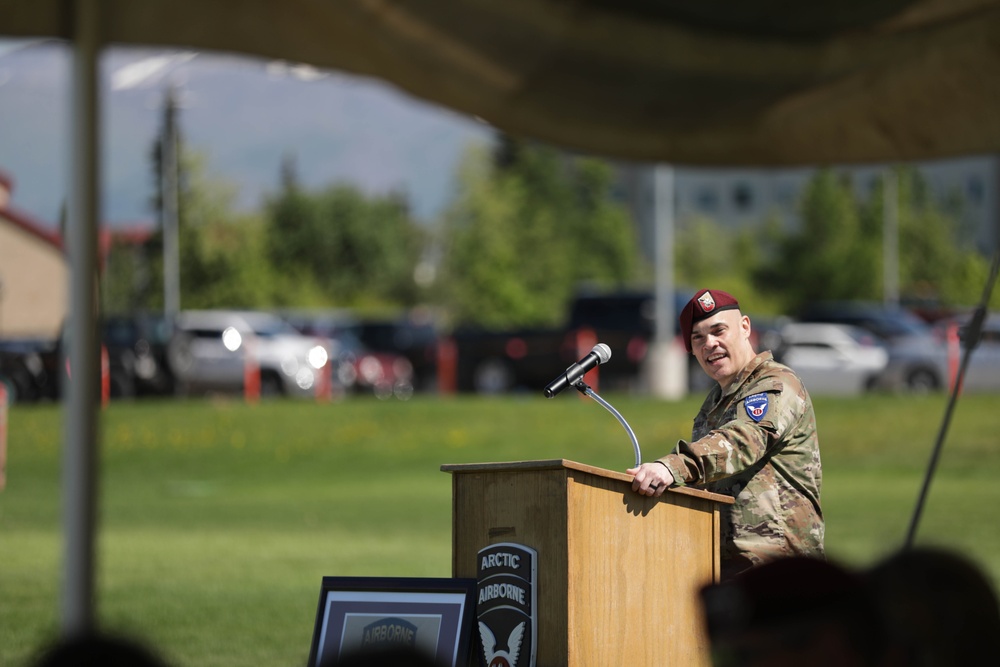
[657,351,824,579]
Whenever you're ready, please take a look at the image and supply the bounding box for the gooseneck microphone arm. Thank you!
[574,381,642,468]
[543,342,641,466]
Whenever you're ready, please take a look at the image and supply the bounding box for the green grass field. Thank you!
[2,392,998,667]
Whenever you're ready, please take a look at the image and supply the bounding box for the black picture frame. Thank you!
[306,576,478,667]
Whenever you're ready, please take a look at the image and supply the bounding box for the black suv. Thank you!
[0,337,61,404]
[102,313,176,398]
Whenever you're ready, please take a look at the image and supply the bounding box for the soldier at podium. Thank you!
[628,289,824,580]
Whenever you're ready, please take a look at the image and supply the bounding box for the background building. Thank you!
[623,155,1000,264]
[0,170,67,339]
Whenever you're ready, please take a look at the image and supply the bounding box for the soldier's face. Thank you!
[690,309,754,389]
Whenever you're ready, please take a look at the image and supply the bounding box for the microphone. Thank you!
[543,343,612,398]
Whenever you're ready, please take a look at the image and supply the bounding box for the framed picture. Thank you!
[307,576,478,667]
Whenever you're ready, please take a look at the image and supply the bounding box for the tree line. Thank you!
[101,134,998,330]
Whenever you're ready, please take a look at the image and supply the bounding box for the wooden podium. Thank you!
[440,459,734,667]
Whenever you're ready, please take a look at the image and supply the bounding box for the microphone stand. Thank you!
[573,380,642,468]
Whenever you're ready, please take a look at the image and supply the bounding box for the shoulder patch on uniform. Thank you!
[745,393,769,422]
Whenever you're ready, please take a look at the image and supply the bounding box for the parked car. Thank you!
[797,302,948,392]
[933,313,1000,392]
[778,323,889,395]
[348,313,438,391]
[168,310,330,398]
[328,328,415,400]
[0,337,61,404]
[450,289,686,394]
[102,313,176,398]
[279,311,415,400]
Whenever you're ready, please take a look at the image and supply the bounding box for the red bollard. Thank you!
[0,384,7,491]
[947,322,962,394]
[101,345,110,409]
[315,339,334,403]
[244,336,260,403]
[437,337,457,395]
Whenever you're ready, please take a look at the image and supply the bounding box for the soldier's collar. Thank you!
[725,351,773,396]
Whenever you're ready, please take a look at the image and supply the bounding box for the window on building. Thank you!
[967,176,984,206]
[696,186,719,212]
[773,182,797,207]
[733,182,754,211]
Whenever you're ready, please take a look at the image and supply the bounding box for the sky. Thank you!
[0,38,495,229]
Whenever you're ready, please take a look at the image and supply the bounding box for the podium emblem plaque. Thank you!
[475,543,537,667]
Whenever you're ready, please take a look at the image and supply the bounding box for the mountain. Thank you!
[0,40,495,228]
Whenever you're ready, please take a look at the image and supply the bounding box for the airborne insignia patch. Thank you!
[745,392,769,422]
[476,543,537,667]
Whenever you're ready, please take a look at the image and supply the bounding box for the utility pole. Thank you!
[161,84,181,319]
[647,164,686,399]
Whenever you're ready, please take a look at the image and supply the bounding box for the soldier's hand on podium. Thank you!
[627,462,675,498]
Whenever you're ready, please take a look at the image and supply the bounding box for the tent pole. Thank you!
[62,0,102,636]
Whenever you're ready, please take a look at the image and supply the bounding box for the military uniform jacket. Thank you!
[658,351,824,576]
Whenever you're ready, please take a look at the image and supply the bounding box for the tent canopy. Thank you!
[4,0,1000,165]
[6,0,999,638]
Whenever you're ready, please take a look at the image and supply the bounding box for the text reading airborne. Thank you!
[478,582,526,605]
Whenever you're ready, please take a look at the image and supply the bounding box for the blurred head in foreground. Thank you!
[700,556,884,667]
[31,632,171,667]
[865,546,1000,667]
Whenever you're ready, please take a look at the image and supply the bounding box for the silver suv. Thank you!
[779,322,889,395]
[168,310,330,397]
[797,302,949,392]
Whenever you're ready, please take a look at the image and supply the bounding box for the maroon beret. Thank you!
[679,289,740,353]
